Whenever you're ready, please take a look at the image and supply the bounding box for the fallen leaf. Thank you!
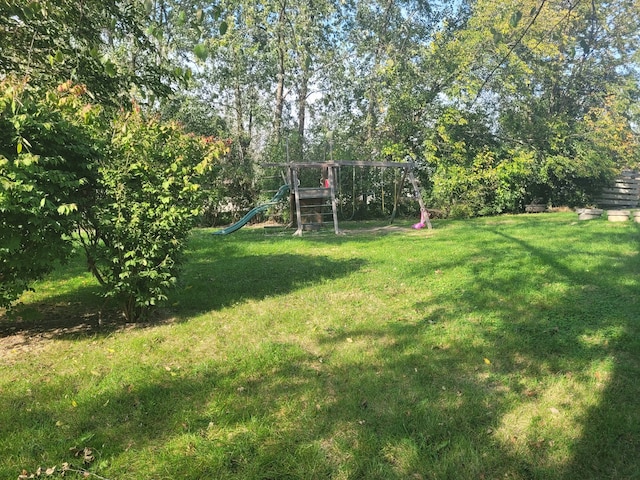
[549,407,560,415]
[84,451,95,464]
[483,358,491,365]
[346,337,353,343]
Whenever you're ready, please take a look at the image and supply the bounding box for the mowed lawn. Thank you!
[1,213,639,479]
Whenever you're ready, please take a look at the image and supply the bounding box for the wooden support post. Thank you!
[291,168,304,236]
[407,168,432,229]
[328,166,340,234]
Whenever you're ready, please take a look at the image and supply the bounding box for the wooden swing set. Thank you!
[262,161,432,236]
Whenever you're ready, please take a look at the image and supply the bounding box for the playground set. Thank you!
[213,160,432,236]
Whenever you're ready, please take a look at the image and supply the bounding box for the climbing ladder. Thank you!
[289,166,340,235]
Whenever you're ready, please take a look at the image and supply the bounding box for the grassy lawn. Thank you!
[1,213,639,479]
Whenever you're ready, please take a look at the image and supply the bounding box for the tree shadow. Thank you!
[169,252,367,315]
[425,225,640,479]
[1,234,365,342]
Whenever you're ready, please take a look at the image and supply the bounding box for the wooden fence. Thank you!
[596,170,640,209]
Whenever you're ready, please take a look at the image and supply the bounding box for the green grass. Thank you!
[1,213,639,479]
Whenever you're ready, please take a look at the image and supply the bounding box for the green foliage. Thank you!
[417,0,640,214]
[79,107,227,321]
[531,152,615,207]
[0,78,228,320]
[0,0,179,106]
[0,0,229,319]
[426,108,535,217]
[0,78,99,308]
[203,142,257,226]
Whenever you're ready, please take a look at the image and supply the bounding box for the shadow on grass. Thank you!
[481,228,640,479]
[1,217,639,479]
[170,229,368,315]
[404,221,640,479]
[1,244,365,343]
[170,252,367,315]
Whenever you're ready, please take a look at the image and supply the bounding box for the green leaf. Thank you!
[22,4,34,19]
[580,39,590,54]
[104,60,117,77]
[219,21,228,36]
[510,10,522,28]
[194,43,208,61]
[57,203,78,215]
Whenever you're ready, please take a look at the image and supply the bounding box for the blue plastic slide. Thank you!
[212,184,290,235]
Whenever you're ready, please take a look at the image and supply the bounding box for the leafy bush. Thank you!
[0,79,99,308]
[428,148,535,218]
[1,78,228,320]
[79,106,227,321]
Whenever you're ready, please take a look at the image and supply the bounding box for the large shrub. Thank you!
[0,79,99,307]
[79,106,227,321]
[1,78,228,320]
[426,109,536,217]
[428,148,535,218]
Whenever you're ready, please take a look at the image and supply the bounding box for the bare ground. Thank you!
[0,302,175,363]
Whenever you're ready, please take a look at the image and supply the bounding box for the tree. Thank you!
[424,0,640,209]
[0,0,181,106]
[0,78,100,308]
[1,0,227,316]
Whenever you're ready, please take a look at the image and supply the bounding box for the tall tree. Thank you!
[427,0,640,206]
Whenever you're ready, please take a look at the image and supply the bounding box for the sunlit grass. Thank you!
[1,213,639,479]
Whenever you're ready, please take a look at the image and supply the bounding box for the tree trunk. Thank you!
[297,57,310,161]
[273,2,287,147]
